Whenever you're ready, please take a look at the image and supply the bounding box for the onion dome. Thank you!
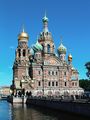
[68,53,72,62]
[33,41,43,52]
[29,48,34,56]
[58,43,67,54]
[42,13,48,23]
[18,28,29,41]
[35,41,43,51]
[42,13,49,33]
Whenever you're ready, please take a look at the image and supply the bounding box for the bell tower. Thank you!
[38,13,55,57]
[13,27,30,90]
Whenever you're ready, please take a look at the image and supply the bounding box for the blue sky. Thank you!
[0,0,90,86]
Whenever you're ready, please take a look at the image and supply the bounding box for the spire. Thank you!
[42,11,48,22]
[22,24,25,32]
[60,35,63,44]
[42,12,49,33]
[45,11,46,18]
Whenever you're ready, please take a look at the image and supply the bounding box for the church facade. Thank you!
[12,14,84,96]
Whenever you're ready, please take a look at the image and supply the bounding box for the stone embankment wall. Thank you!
[26,98,90,117]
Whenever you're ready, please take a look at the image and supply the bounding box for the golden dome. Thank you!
[68,54,72,62]
[18,28,29,41]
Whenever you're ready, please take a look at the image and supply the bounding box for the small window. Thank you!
[52,82,54,86]
[65,82,67,86]
[23,49,26,57]
[72,82,74,86]
[75,82,77,86]
[48,71,50,75]
[38,81,41,86]
[38,71,41,75]
[47,44,50,53]
[52,71,54,75]
[48,81,50,86]
[18,49,21,57]
[56,82,58,86]
[64,72,66,76]
[56,71,57,75]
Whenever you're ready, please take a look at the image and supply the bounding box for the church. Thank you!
[12,14,84,96]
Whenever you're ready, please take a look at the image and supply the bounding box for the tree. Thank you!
[85,62,90,79]
[79,79,90,91]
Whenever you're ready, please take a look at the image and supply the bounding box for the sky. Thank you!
[0,0,90,86]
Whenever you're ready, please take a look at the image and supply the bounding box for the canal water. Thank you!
[0,100,89,120]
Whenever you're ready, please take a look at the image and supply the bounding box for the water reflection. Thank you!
[11,104,88,120]
[11,104,56,120]
[0,101,88,120]
[0,101,12,120]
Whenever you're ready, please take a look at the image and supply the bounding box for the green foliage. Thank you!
[79,79,90,91]
[85,62,90,70]
[85,62,90,79]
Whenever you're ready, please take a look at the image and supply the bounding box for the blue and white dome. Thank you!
[42,15,48,23]
[58,43,67,54]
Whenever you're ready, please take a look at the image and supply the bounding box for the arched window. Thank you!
[18,49,21,57]
[38,81,41,86]
[38,71,41,75]
[56,81,58,86]
[23,49,26,57]
[48,71,50,75]
[65,82,67,86]
[75,82,77,86]
[47,44,50,53]
[42,44,44,51]
[72,82,74,86]
[52,82,54,86]
[52,71,54,75]
[48,81,50,86]
[64,72,66,76]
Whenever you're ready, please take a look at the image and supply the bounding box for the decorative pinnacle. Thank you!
[42,11,48,22]
[22,24,25,32]
[60,35,63,44]
[45,11,47,17]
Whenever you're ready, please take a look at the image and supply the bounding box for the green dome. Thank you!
[58,43,67,54]
[32,41,43,52]
[35,41,43,51]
